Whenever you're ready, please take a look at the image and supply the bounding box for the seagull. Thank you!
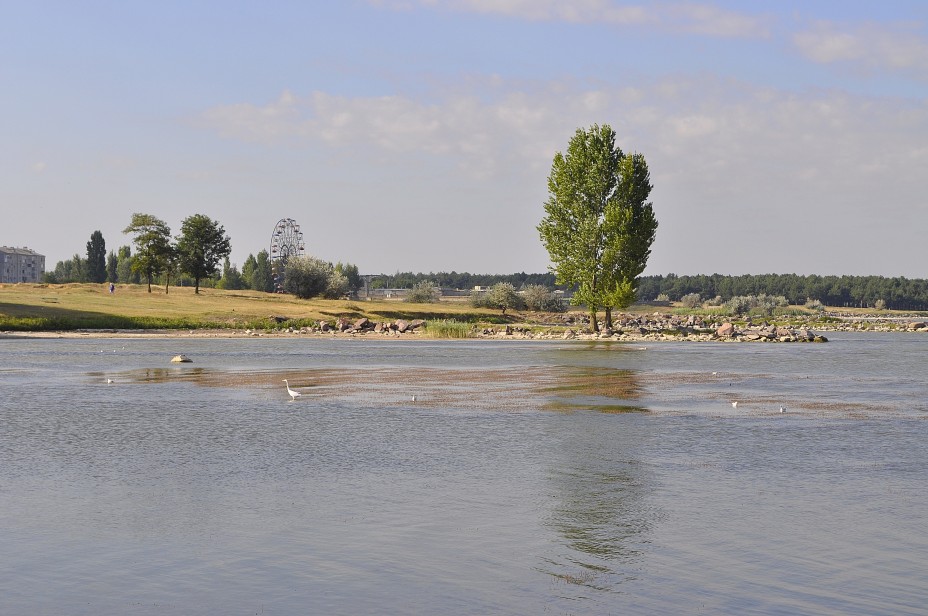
[282,379,301,400]
[411,395,417,402]
[106,378,114,384]
[779,406,786,413]
[731,401,738,408]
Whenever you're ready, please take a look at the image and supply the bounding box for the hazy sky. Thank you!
[4,1,927,277]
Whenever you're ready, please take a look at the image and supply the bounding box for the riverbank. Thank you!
[2,282,926,342]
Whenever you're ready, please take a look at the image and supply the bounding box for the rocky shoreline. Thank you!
[4,312,927,343]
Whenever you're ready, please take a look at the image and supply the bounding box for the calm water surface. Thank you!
[1,333,926,615]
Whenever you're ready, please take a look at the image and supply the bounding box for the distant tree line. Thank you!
[44,221,361,298]
[371,271,559,290]
[637,274,928,311]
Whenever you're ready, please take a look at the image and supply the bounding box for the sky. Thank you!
[3,1,927,278]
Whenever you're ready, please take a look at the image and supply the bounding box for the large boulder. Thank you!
[716,323,736,337]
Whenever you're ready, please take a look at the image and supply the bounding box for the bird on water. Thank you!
[283,379,301,400]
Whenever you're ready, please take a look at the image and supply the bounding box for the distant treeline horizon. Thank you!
[370,272,928,311]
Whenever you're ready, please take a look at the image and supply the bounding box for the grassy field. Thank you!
[3,282,918,333]
[0,283,520,331]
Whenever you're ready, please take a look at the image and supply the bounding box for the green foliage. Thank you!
[217,257,245,290]
[86,230,107,283]
[283,255,348,299]
[538,124,657,331]
[680,293,701,309]
[0,313,211,332]
[725,294,789,317]
[175,214,232,294]
[116,246,139,284]
[638,273,928,311]
[106,250,118,283]
[47,254,88,283]
[805,298,824,312]
[248,250,274,293]
[405,280,441,303]
[469,289,490,308]
[372,271,558,290]
[521,284,564,312]
[485,282,524,315]
[423,319,472,338]
[123,213,173,293]
[335,262,362,293]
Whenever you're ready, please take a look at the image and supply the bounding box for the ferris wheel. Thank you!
[270,218,305,292]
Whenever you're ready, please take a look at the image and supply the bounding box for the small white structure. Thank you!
[0,246,45,283]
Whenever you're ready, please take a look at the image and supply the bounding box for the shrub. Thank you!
[485,282,524,315]
[655,293,670,303]
[405,280,441,303]
[521,284,564,312]
[469,289,491,308]
[726,294,788,317]
[423,319,472,338]
[680,293,702,309]
[874,299,886,311]
[282,256,347,299]
[805,298,824,312]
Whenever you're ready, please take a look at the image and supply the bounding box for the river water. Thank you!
[1,333,926,615]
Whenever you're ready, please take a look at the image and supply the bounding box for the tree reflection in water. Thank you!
[541,366,657,596]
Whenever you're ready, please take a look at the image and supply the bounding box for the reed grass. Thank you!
[423,319,473,338]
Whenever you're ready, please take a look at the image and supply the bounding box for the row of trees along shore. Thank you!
[369,273,928,312]
[44,214,362,295]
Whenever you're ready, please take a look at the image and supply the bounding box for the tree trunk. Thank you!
[195,277,200,294]
[605,307,613,330]
[589,307,599,333]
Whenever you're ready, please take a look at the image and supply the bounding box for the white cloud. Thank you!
[199,77,928,274]
[370,0,770,38]
[794,21,928,78]
[200,78,928,197]
[200,90,304,143]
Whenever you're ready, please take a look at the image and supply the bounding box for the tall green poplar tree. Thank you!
[538,124,657,332]
[86,230,107,283]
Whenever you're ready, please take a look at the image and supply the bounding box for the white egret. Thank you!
[282,379,301,400]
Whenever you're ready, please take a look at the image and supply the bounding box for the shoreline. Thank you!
[2,312,926,342]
